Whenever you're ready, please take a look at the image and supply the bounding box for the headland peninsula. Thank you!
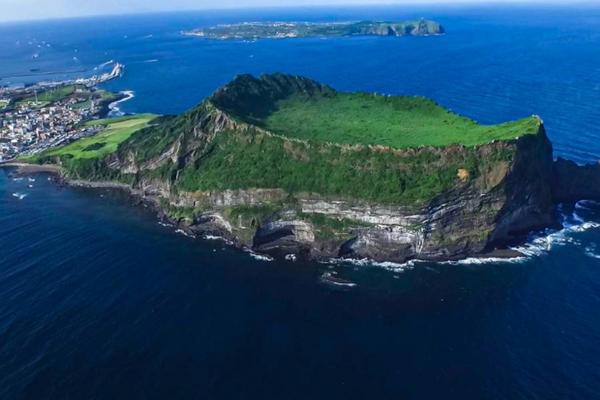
[13,73,600,265]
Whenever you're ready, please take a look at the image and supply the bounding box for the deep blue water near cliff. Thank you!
[2,5,600,399]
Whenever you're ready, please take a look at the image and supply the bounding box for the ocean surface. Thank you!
[2,5,600,399]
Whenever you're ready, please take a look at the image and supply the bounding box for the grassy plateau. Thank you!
[261,93,540,148]
[28,74,543,207]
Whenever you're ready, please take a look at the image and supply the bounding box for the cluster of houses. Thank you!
[0,62,125,161]
[0,97,99,161]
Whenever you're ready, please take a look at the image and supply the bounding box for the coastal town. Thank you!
[0,63,124,161]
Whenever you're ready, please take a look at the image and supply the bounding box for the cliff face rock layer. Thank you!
[54,74,561,263]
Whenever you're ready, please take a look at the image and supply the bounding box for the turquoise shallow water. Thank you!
[2,5,600,399]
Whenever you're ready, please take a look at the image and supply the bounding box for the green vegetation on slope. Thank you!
[110,74,539,206]
[175,129,494,206]
[262,93,540,148]
[39,74,541,208]
[41,114,157,160]
[116,108,202,163]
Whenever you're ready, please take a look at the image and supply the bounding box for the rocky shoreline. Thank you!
[4,74,600,266]
[0,162,535,264]
[2,159,599,265]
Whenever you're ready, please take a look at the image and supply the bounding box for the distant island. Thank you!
[14,73,600,264]
[182,19,445,40]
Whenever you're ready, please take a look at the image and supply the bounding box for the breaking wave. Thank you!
[203,235,234,245]
[439,256,527,266]
[244,249,274,262]
[585,244,600,260]
[175,229,195,238]
[324,257,417,272]
[511,204,600,258]
[98,59,114,68]
[204,234,224,240]
[108,90,135,117]
[322,203,600,271]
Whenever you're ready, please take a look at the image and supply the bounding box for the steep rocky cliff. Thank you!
[51,74,561,263]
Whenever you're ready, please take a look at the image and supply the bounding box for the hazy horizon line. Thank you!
[1,0,598,24]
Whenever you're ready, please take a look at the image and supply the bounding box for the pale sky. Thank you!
[0,0,582,23]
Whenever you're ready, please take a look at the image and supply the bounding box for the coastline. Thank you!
[0,162,63,175]
[1,161,530,266]
[107,90,135,117]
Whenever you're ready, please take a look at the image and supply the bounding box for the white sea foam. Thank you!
[175,229,196,238]
[324,257,416,272]
[370,259,418,271]
[244,249,274,262]
[108,90,135,117]
[576,200,600,210]
[285,254,297,262]
[439,255,527,266]
[28,178,35,182]
[143,59,159,63]
[572,212,585,224]
[158,221,174,228]
[204,235,223,240]
[12,192,27,200]
[586,251,600,260]
[511,215,600,258]
[203,235,234,245]
[322,208,600,270]
[322,279,357,288]
[567,221,600,232]
[585,245,600,260]
[98,59,114,68]
[319,271,358,287]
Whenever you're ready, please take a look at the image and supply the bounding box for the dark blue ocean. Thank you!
[2,5,600,399]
